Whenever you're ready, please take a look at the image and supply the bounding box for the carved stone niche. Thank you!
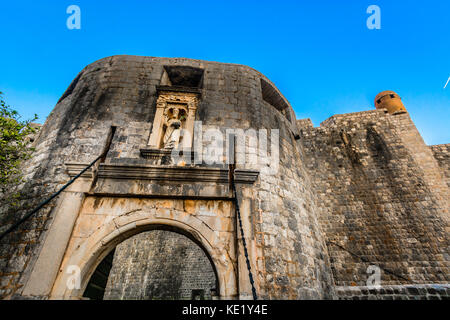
[147,90,199,151]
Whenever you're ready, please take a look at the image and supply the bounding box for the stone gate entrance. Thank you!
[48,196,237,299]
[20,163,261,300]
[83,229,218,300]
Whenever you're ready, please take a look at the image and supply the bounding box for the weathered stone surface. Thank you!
[103,230,216,300]
[336,284,450,300]
[430,144,450,188]
[299,110,449,287]
[0,55,448,300]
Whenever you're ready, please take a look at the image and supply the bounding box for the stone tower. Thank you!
[374,90,407,114]
[0,56,448,300]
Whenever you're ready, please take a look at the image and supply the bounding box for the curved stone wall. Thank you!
[1,55,335,299]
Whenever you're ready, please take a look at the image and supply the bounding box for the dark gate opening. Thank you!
[83,249,115,300]
[82,229,218,300]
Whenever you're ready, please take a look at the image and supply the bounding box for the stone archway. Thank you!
[83,227,219,300]
[49,197,237,300]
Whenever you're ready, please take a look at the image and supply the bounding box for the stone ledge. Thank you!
[65,163,259,184]
[140,148,175,160]
[65,163,94,178]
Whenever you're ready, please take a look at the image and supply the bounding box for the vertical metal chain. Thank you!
[231,171,258,300]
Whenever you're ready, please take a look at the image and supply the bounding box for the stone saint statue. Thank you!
[163,109,182,149]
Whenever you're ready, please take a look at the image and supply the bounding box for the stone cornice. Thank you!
[65,163,94,178]
[139,148,174,160]
[65,163,259,184]
[156,85,202,96]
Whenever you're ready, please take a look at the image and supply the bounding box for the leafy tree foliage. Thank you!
[0,91,39,195]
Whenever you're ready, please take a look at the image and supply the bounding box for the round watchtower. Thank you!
[374,90,406,114]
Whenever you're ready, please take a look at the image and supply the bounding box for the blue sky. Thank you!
[0,0,448,144]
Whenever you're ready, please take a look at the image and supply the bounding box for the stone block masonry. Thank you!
[430,144,450,188]
[0,55,448,300]
[103,230,216,300]
[336,284,450,300]
[299,110,449,287]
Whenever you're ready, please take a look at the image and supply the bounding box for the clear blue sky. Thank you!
[1,0,448,144]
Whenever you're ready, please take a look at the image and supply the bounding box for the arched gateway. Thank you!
[22,160,260,300]
[88,229,218,300]
[48,195,240,300]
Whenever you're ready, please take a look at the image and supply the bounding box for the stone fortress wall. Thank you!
[430,143,450,188]
[0,55,448,300]
[298,110,449,291]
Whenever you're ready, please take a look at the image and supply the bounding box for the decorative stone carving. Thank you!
[162,108,183,149]
[147,91,199,150]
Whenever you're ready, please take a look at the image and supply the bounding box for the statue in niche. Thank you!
[162,106,186,149]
